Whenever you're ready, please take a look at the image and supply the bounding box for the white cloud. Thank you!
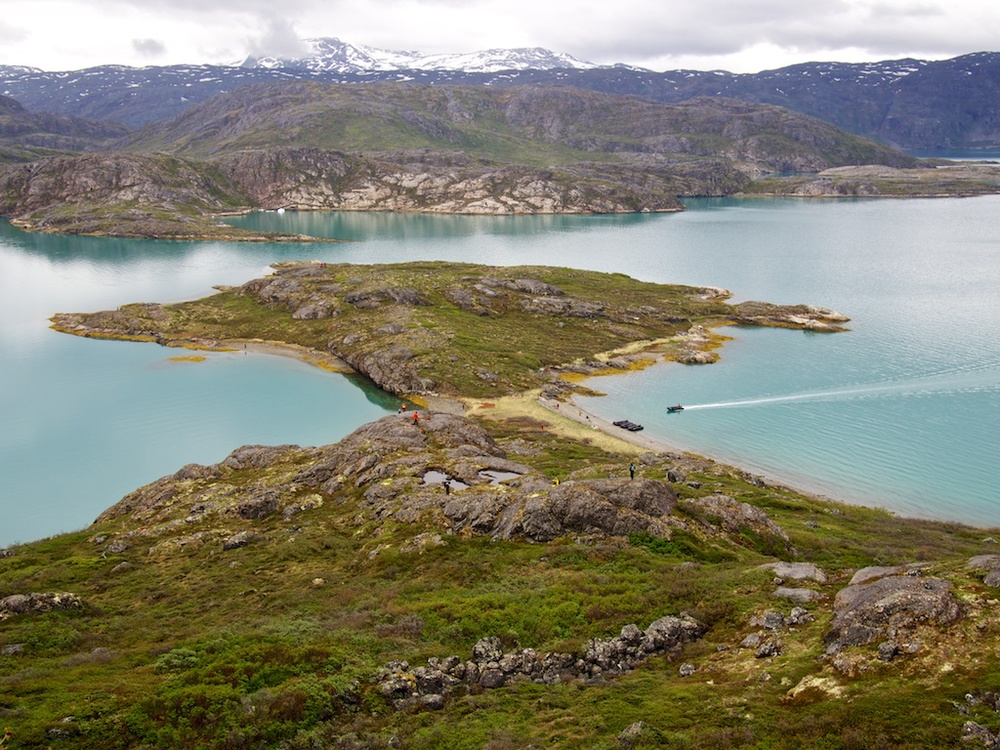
[0,0,997,73]
[246,17,310,60]
[132,38,167,58]
[0,19,29,45]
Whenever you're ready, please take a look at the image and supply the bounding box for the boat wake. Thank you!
[683,362,1000,411]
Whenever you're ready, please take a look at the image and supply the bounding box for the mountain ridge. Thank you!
[2,50,1000,148]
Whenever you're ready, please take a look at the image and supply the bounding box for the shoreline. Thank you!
[191,338,896,515]
[145,330,990,529]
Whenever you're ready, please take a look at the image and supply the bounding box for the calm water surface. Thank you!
[1,197,998,544]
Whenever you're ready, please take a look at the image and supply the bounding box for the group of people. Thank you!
[397,404,420,424]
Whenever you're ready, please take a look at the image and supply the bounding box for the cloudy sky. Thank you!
[2,0,997,73]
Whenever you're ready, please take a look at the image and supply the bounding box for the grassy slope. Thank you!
[1,414,998,749]
[124,83,915,172]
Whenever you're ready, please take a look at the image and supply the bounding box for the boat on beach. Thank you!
[612,419,644,432]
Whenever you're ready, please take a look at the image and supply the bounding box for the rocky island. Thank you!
[4,261,1000,748]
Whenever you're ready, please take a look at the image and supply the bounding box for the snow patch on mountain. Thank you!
[241,37,599,73]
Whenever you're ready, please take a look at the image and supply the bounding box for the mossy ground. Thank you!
[2,411,999,749]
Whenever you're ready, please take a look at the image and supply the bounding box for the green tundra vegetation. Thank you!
[2,412,999,750]
[6,260,1000,749]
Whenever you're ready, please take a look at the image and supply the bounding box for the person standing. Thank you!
[629,462,636,479]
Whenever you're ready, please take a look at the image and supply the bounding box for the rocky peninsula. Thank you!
[50,261,849,400]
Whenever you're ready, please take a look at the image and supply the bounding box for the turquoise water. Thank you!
[2,197,998,544]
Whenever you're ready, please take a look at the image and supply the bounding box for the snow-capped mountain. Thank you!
[240,37,600,74]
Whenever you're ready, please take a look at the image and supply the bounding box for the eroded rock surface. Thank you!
[0,593,83,621]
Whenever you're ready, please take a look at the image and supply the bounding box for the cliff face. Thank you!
[0,152,255,238]
[0,147,697,236]
[213,147,710,214]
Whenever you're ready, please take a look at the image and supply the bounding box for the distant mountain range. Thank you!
[1,40,999,149]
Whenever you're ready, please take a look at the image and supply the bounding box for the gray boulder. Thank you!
[849,563,931,585]
[774,587,823,604]
[968,556,1000,588]
[761,561,827,583]
[824,574,962,655]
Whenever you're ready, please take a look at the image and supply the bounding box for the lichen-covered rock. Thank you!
[686,494,792,554]
[760,562,828,583]
[222,531,256,551]
[774,587,823,604]
[962,721,1000,749]
[92,412,689,548]
[968,556,1000,588]
[849,563,931,586]
[824,574,963,655]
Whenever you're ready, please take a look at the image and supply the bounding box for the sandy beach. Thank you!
[221,339,688,457]
[207,338,355,374]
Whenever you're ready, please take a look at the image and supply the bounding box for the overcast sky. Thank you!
[2,0,997,74]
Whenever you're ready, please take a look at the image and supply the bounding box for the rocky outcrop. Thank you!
[824,570,963,656]
[968,555,1000,587]
[91,412,750,552]
[685,494,793,555]
[0,146,687,240]
[374,613,706,708]
[731,301,851,331]
[441,477,678,542]
[214,147,691,216]
[0,592,83,621]
[761,562,828,583]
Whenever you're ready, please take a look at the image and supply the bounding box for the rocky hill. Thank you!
[0,147,717,236]
[0,93,128,163]
[3,402,1000,749]
[124,82,917,174]
[0,151,277,239]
